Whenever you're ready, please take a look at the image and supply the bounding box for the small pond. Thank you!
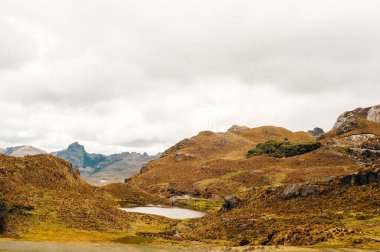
[119,206,206,219]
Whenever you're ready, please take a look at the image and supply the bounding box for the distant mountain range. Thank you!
[1,145,46,157]
[0,142,159,184]
[52,142,160,184]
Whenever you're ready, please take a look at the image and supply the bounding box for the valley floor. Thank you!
[1,238,379,252]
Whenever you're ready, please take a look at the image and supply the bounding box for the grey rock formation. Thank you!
[308,127,324,137]
[54,142,91,169]
[333,104,380,129]
[282,184,301,199]
[227,125,250,133]
[367,105,380,122]
[174,153,194,161]
[340,168,380,186]
[221,195,241,211]
[2,146,46,157]
[282,184,319,199]
[161,138,190,157]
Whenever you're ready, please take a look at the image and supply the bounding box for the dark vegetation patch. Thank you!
[0,200,7,233]
[247,139,321,158]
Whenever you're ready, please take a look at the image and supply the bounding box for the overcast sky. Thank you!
[0,0,379,154]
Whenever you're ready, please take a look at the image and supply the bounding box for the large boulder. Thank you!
[221,195,241,211]
[282,184,319,199]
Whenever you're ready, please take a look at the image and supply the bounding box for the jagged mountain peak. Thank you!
[53,142,158,185]
[67,142,86,152]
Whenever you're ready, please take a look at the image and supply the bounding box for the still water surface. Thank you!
[119,206,206,219]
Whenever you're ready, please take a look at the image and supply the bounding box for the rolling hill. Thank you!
[105,104,380,248]
[1,146,46,157]
[0,154,174,242]
[121,125,361,200]
[1,104,380,248]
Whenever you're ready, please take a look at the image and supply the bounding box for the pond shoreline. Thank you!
[119,205,207,219]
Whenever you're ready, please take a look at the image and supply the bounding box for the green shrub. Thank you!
[247,139,321,158]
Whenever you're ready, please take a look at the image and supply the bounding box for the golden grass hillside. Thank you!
[0,154,174,242]
[117,125,364,204]
[183,166,380,248]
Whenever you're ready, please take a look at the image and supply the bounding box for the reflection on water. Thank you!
[119,206,206,219]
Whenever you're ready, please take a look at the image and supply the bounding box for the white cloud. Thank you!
[0,0,379,154]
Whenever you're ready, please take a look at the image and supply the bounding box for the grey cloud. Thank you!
[0,0,379,153]
[121,138,169,148]
[0,18,37,70]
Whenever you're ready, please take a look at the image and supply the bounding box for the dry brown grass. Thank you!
[0,154,174,238]
[122,126,362,199]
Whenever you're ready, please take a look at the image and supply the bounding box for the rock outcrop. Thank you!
[282,184,320,199]
[227,125,250,133]
[174,153,195,161]
[367,105,380,122]
[308,127,324,137]
[333,104,380,129]
[221,195,241,211]
[340,168,380,186]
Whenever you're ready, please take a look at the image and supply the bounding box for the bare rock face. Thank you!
[282,184,319,199]
[308,127,324,137]
[161,138,190,157]
[333,104,380,129]
[226,125,250,133]
[340,168,380,186]
[174,153,195,161]
[221,195,241,211]
[367,105,380,123]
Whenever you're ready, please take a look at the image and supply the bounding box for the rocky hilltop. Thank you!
[307,127,324,137]
[105,104,380,248]
[1,145,46,157]
[333,104,380,129]
[53,142,159,184]
[123,125,360,199]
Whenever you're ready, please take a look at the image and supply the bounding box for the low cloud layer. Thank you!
[0,0,379,154]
